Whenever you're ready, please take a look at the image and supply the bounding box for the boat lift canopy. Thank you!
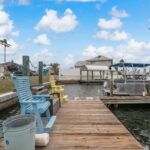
[111,63,150,68]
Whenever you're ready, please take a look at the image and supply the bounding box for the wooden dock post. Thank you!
[110,71,113,96]
[99,71,101,79]
[87,70,89,80]
[103,71,105,79]
[80,70,82,80]
[92,71,94,80]
[148,81,150,96]
[38,61,43,84]
[23,56,30,76]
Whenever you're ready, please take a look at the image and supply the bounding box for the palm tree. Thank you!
[0,39,11,63]
[50,63,60,75]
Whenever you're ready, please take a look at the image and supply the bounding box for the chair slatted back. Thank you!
[49,75,56,87]
[13,76,33,107]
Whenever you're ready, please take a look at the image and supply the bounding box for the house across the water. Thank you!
[75,55,113,69]
[59,55,113,81]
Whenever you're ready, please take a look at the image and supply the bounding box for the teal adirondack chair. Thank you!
[13,76,56,133]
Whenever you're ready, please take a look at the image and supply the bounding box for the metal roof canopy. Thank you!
[111,63,150,68]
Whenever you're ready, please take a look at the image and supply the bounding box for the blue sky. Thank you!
[0,0,150,67]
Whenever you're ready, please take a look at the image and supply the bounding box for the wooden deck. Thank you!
[37,97,143,150]
[101,96,150,104]
[0,97,144,150]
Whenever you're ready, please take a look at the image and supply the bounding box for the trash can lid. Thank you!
[3,115,35,128]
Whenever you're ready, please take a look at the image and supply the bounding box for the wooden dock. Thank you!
[0,97,144,150]
[36,97,143,150]
[101,96,150,104]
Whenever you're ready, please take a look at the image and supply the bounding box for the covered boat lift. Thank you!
[105,62,150,96]
[80,65,115,81]
[110,62,150,81]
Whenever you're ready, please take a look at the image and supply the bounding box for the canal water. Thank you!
[111,104,150,149]
[0,83,150,149]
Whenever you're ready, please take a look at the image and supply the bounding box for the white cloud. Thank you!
[32,48,53,65]
[18,0,30,5]
[95,8,129,41]
[0,7,19,37]
[82,39,150,63]
[110,6,129,18]
[98,18,122,29]
[0,39,21,54]
[94,30,129,41]
[33,34,51,45]
[35,8,78,33]
[83,45,114,58]
[64,54,74,65]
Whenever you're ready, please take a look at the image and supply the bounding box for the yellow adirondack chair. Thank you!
[49,75,66,103]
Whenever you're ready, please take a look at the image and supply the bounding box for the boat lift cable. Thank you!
[29,60,37,69]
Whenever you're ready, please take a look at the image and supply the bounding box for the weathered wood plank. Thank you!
[43,134,143,150]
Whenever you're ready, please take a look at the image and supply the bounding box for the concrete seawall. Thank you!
[0,92,18,111]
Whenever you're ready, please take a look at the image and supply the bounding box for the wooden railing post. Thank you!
[148,81,150,96]
[39,61,43,84]
[80,70,82,81]
[110,71,113,96]
[23,56,30,76]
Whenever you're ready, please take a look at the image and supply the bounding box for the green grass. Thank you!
[0,76,49,94]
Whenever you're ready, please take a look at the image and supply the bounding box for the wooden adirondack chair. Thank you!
[13,76,56,133]
[49,75,66,103]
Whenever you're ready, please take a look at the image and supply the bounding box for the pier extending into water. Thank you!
[33,97,143,150]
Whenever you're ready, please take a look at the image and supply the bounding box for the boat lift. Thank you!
[104,62,150,96]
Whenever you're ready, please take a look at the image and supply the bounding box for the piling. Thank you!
[38,61,43,84]
[22,56,30,76]
[110,71,113,96]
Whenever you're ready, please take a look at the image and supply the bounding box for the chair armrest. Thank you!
[21,100,45,104]
[32,95,50,98]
